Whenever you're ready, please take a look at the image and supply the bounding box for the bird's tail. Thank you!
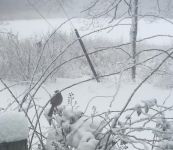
[48,105,54,117]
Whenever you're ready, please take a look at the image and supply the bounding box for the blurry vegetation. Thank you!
[0,31,173,87]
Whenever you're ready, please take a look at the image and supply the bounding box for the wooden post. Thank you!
[0,139,28,150]
[75,29,99,82]
[0,112,29,150]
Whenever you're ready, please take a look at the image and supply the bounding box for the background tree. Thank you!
[130,0,138,80]
[82,0,173,81]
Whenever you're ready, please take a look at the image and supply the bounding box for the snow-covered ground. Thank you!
[0,77,172,123]
[0,77,173,149]
[1,18,173,45]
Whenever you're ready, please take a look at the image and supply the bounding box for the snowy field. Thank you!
[0,76,173,149]
[0,76,172,125]
[1,18,173,45]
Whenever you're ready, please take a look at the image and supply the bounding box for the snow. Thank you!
[1,18,173,45]
[77,138,98,150]
[66,115,104,148]
[0,77,172,121]
[0,111,28,143]
[156,141,173,150]
[45,104,103,150]
[0,77,173,149]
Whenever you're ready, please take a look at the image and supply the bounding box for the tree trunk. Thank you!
[130,0,138,81]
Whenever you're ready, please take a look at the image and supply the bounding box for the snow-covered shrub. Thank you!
[1,30,173,87]
[45,96,173,150]
[45,101,105,150]
[154,115,173,150]
[156,141,173,150]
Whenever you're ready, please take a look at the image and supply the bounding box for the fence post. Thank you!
[0,139,28,150]
[0,112,28,150]
[75,29,100,82]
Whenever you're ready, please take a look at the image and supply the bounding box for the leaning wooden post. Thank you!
[74,29,100,82]
[0,112,29,150]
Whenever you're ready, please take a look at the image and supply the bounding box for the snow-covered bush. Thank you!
[46,106,102,150]
[1,31,173,86]
[45,93,105,150]
[0,32,113,80]
[44,96,173,150]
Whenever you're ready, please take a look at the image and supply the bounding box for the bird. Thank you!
[48,90,63,118]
